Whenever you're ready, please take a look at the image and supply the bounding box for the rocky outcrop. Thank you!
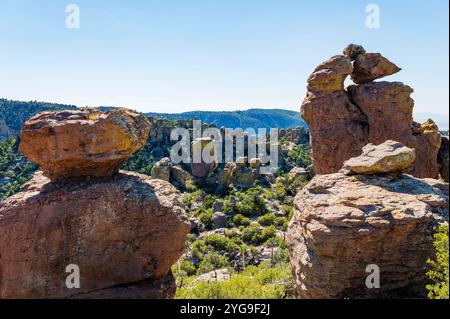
[343,140,415,175]
[287,144,448,299]
[19,108,151,180]
[191,137,217,178]
[0,171,189,299]
[301,55,369,174]
[302,44,442,179]
[439,136,449,182]
[0,108,189,299]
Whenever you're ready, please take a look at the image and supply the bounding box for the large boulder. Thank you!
[0,171,190,299]
[351,53,401,84]
[343,140,416,175]
[301,55,369,174]
[19,108,151,180]
[287,171,448,299]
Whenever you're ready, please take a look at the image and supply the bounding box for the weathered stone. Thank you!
[169,165,193,190]
[195,269,231,283]
[0,171,190,299]
[439,136,449,182]
[348,82,414,145]
[289,167,309,181]
[411,120,442,179]
[351,53,401,84]
[302,55,369,174]
[343,44,366,61]
[19,108,150,180]
[212,212,228,229]
[151,157,172,182]
[306,55,353,94]
[287,171,448,299]
[343,140,415,175]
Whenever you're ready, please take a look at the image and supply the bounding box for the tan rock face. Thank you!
[19,108,151,180]
[301,55,369,174]
[351,53,401,84]
[287,172,448,299]
[347,82,414,145]
[343,140,416,175]
[411,120,442,179]
[0,171,190,299]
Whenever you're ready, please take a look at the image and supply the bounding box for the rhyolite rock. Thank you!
[302,45,442,179]
[287,170,448,299]
[347,82,414,145]
[343,44,366,61]
[151,157,172,182]
[343,140,416,175]
[411,120,442,179]
[0,171,190,299]
[351,53,401,84]
[301,55,369,174]
[19,108,151,180]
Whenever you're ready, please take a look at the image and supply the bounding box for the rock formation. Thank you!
[19,108,151,180]
[0,109,190,299]
[301,55,369,174]
[287,141,449,298]
[302,44,442,179]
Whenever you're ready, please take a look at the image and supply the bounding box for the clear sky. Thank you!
[0,0,448,115]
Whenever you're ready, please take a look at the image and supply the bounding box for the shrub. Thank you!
[175,262,295,299]
[426,225,449,299]
[232,214,251,227]
[257,213,277,226]
[262,225,277,242]
[197,252,231,275]
[242,224,264,245]
[198,210,214,230]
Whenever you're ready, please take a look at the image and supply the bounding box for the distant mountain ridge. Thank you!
[145,109,307,130]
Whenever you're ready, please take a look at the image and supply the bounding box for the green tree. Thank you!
[426,225,449,299]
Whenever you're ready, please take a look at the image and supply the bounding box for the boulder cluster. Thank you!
[0,108,190,299]
[287,140,448,298]
[302,44,446,181]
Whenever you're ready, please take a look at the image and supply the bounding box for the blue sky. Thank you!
[0,0,448,115]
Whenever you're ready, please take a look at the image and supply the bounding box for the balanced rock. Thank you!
[343,43,366,61]
[287,171,448,299]
[343,140,415,175]
[19,108,151,180]
[301,55,369,174]
[0,171,190,299]
[351,53,401,84]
